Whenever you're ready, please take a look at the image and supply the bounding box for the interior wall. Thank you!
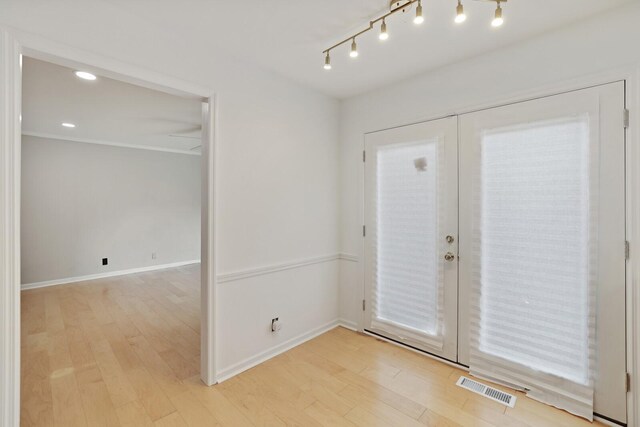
[338,1,640,327]
[21,135,201,285]
[0,2,340,378]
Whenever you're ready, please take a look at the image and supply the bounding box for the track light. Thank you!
[324,52,331,70]
[321,0,512,69]
[350,38,358,58]
[74,71,97,81]
[379,19,389,40]
[414,1,424,24]
[492,1,504,27]
[455,0,466,23]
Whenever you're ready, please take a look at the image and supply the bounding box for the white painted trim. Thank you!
[338,319,359,331]
[3,25,212,99]
[20,260,200,290]
[338,253,359,262]
[626,66,640,427]
[22,131,201,156]
[217,254,342,284]
[216,320,341,382]
[0,29,21,427]
[200,96,217,386]
[593,416,623,427]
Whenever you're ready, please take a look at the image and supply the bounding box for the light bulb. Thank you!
[455,1,466,23]
[414,1,424,24]
[350,38,358,58]
[324,52,331,70]
[74,71,97,81]
[379,20,389,40]
[492,3,503,27]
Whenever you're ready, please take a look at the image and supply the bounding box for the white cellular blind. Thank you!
[372,139,444,346]
[469,116,597,420]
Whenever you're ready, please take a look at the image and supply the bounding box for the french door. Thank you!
[363,82,626,423]
[364,116,459,361]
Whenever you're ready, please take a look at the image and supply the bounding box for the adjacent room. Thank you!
[19,57,204,425]
[1,0,640,426]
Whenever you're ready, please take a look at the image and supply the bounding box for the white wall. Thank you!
[21,135,201,285]
[339,1,640,326]
[0,2,340,378]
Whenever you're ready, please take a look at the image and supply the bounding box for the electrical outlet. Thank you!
[271,317,282,333]
[102,258,108,266]
[152,252,157,260]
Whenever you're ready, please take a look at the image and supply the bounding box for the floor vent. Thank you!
[456,376,517,408]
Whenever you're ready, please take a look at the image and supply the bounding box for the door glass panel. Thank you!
[373,138,443,339]
[478,117,593,384]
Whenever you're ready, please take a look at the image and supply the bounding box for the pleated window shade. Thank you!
[371,138,444,346]
[469,116,597,420]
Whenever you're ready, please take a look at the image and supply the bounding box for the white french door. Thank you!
[458,82,626,422]
[363,82,626,423]
[364,116,459,361]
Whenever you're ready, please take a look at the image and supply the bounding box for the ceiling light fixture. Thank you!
[350,38,359,57]
[61,122,76,128]
[74,71,97,81]
[455,0,467,23]
[322,0,508,69]
[379,19,389,40]
[324,52,332,70]
[414,0,424,24]
[492,1,504,27]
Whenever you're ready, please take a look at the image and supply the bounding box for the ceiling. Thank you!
[22,57,203,154]
[83,0,633,98]
[4,0,635,99]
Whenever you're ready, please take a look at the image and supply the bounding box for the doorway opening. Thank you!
[17,52,216,424]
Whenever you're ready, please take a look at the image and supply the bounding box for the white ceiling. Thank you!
[22,57,203,154]
[79,0,633,98]
[5,0,634,100]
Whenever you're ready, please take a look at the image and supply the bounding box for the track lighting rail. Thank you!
[322,0,419,54]
[323,0,507,70]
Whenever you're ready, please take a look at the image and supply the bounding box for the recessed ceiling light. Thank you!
[61,122,76,128]
[74,71,97,81]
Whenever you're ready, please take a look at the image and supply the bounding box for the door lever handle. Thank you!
[444,252,456,262]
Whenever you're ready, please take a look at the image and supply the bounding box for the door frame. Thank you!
[0,27,219,426]
[358,65,640,427]
[362,116,459,362]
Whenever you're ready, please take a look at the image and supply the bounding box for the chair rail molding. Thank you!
[217,253,343,284]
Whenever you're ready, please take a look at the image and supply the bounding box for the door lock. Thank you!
[444,252,456,261]
[446,235,455,244]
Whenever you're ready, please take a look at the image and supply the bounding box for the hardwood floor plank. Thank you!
[116,401,154,427]
[170,390,221,427]
[22,265,607,427]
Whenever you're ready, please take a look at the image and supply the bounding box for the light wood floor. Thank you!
[21,264,605,427]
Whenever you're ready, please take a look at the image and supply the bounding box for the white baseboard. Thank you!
[338,318,359,331]
[215,319,341,383]
[21,259,201,290]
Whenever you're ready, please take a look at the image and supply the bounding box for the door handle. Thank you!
[444,252,456,262]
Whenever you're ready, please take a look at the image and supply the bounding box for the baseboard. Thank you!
[338,318,359,331]
[21,259,201,290]
[215,319,341,383]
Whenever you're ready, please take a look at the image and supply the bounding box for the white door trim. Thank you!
[0,28,22,427]
[357,65,640,427]
[0,27,219,427]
